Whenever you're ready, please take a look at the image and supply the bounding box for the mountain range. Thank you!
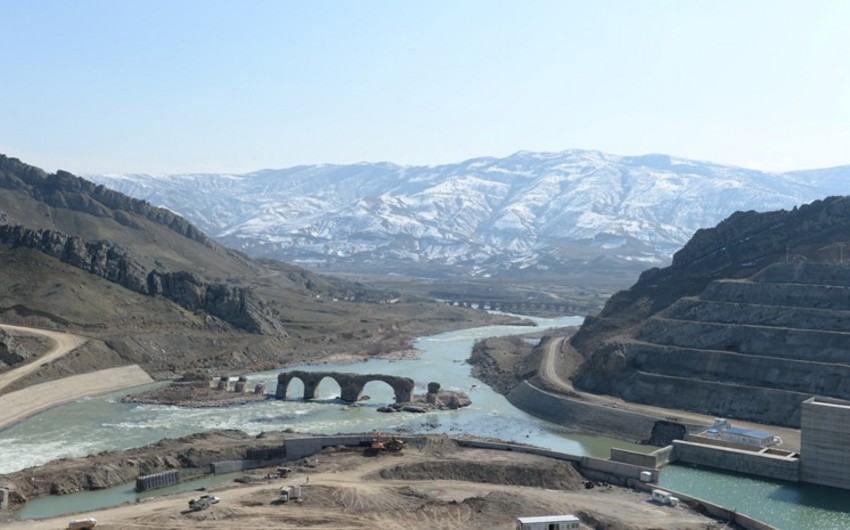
[87,150,850,280]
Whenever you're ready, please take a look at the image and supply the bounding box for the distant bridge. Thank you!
[276,370,415,403]
[444,300,576,315]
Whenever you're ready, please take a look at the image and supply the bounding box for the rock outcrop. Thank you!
[0,224,283,335]
[0,155,209,245]
[572,196,850,427]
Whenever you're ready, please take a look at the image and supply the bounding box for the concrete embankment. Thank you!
[0,365,153,431]
[672,439,800,482]
[506,380,705,443]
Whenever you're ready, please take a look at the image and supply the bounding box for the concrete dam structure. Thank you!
[276,370,414,403]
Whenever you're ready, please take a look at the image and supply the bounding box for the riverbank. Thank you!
[0,365,153,431]
[1,435,741,530]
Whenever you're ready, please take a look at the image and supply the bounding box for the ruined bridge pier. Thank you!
[276,370,415,403]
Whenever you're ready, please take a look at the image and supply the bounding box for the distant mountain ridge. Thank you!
[87,150,850,277]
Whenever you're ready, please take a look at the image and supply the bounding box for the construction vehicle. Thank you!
[650,489,680,507]
[188,495,219,512]
[385,435,405,452]
[67,518,97,530]
[365,432,404,455]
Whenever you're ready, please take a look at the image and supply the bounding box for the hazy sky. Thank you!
[2,0,848,174]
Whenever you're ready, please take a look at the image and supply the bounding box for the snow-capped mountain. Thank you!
[87,150,850,277]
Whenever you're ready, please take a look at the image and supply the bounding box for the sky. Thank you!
[1,0,849,175]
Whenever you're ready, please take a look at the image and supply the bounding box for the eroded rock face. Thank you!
[0,225,283,335]
[0,155,209,245]
[0,329,24,369]
[0,154,287,335]
[572,196,850,427]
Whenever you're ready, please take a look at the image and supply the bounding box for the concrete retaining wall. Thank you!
[610,448,659,468]
[135,470,180,492]
[650,445,675,467]
[246,447,287,461]
[580,456,656,483]
[455,439,581,463]
[618,371,808,428]
[211,459,276,475]
[673,440,800,482]
[506,381,705,442]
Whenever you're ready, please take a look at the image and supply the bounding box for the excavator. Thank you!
[366,431,404,455]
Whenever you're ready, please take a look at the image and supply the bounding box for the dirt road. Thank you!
[0,324,87,393]
[0,324,153,431]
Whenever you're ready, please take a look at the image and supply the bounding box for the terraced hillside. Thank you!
[571,197,850,428]
[576,263,850,427]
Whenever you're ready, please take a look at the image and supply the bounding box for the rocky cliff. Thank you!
[0,155,209,245]
[572,196,850,427]
[0,225,283,335]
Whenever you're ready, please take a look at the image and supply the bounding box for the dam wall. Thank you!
[672,440,800,482]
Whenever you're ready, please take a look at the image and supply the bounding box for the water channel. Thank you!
[4,316,850,528]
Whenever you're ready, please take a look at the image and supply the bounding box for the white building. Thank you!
[515,514,580,530]
[700,418,781,448]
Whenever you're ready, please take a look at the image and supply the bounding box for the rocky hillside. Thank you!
[571,196,850,427]
[0,154,490,385]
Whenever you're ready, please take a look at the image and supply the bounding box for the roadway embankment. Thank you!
[0,365,153,431]
[506,380,705,443]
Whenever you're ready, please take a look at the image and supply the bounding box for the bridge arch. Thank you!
[276,370,414,403]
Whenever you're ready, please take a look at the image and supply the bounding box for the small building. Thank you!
[515,514,580,530]
[719,427,781,448]
[700,418,781,448]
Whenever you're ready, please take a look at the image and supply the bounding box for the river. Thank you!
[4,316,850,528]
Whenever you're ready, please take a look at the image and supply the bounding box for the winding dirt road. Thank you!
[0,324,88,394]
[537,335,802,450]
[0,324,153,431]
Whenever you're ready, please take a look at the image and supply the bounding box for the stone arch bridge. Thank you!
[276,370,414,403]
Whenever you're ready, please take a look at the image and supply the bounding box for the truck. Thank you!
[67,518,97,530]
[650,489,680,506]
[188,495,220,512]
